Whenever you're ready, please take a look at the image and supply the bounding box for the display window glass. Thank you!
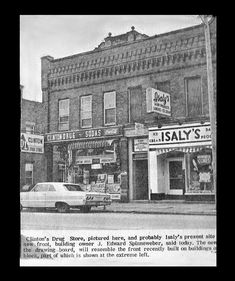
[187,148,213,193]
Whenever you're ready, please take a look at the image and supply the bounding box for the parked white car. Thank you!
[20,182,112,213]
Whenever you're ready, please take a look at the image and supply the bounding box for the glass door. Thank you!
[167,158,185,195]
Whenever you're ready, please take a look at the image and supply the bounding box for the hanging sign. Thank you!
[146,87,171,116]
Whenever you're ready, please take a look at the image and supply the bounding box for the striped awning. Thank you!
[155,145,212,156]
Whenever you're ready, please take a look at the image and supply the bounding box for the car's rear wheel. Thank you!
[81,206,91,213]
[56,202,70,213]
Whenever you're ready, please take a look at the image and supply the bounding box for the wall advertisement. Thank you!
[21,133,44,154]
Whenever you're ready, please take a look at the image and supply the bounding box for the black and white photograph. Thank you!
[20,15,217,266]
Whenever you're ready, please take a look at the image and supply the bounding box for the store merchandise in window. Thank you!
[188,148,213,193]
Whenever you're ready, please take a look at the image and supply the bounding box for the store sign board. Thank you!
[149,123,211,149]
[134,138,148,152]
[146,87,171,116]
[45,126,122,143]
[21,133,44,153]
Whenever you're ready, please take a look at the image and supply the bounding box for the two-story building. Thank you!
[41,19,216,201]
[20,85,47,190]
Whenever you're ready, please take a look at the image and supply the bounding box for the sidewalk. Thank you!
[104,200,216,216]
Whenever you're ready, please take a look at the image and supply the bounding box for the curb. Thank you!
[103,210,216,216]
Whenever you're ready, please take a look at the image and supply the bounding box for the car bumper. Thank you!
[85,200,112,206]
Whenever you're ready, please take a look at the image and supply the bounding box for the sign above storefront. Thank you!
[45,126,122,143]
[21,133,44,153]
[149,123,211,149]
[146,87,171,116]
[134,138,148,152]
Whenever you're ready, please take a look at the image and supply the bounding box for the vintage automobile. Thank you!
[20,182,112,213]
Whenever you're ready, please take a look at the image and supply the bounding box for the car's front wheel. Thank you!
[56,202,70,213]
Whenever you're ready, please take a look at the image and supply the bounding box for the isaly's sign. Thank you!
[146,87,171,116]
[149,123,211,149]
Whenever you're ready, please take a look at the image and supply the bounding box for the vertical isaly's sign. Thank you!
[146,87,171,116]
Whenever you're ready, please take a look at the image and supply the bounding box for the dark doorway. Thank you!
[134,159,148,200]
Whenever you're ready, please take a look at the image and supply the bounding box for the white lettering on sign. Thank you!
[149,123,211,149]
[85,129,102,138]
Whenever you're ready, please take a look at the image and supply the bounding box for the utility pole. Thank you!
[199,15,217,206]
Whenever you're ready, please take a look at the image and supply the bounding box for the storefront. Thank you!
[125,125,149,200]
[148,122,214,200]
[45,126,126,201]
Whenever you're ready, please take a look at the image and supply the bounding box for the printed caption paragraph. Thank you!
[20,230,216,266]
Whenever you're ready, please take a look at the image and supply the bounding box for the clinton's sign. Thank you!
[149,123,211,149]
[45,126,122,143]
[21,133,44,153]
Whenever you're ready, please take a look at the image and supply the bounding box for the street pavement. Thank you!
[104,200,216,216]
[21,212,216,230]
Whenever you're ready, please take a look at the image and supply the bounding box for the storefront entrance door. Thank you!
[167,158,185,195]
[134,159,148,200]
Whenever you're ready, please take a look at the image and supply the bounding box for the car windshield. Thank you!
[63,184,83,191]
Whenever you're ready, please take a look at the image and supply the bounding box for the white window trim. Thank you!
[104,91,116,126]
[80,95,92,128]
[58,99,70,131]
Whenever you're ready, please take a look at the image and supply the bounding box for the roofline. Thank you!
[51,22,205,63]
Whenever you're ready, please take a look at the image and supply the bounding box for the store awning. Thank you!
[155,145,212,156]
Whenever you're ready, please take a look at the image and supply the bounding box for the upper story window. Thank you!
[129,86,142,123]
[59,99,69,131]
[25,122,35,134]
[81,95,92,128]
[185,76,203,117]
[104,91,116,125]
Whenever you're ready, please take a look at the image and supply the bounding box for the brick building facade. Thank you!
[20,86,47,190]
[41,19,216,201]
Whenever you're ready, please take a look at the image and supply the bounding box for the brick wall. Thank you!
[42,20,216,131]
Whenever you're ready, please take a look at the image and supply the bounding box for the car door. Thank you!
[44,184,58,207]
[27,184,47,208]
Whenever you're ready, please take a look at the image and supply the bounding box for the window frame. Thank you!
[58,98,70,131]
[104,91,116,126]
[128,85,143,123]
[80,95,92,128]
[25,163,33,186]
[25,122,35,134]
[185,76,203,117]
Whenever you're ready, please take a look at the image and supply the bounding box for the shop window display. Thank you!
[65,140,121,199]
[187,148,213,193]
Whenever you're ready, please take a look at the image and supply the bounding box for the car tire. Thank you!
[56,202,70,213]
[20,204,23,212]
[81,206,91,213]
